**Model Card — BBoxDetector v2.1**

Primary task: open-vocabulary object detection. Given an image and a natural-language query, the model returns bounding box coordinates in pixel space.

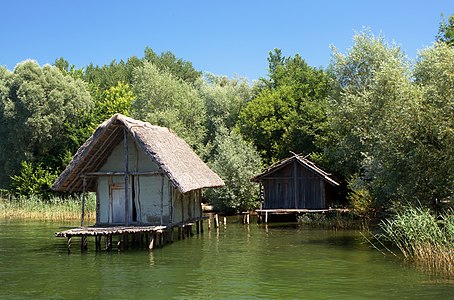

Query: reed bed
[0,194,96,221]
[298,211,368,230]
[378,206,454,277]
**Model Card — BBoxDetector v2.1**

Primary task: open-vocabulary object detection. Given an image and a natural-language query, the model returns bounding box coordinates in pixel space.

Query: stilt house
[52,114,224,226]
[252,154,339,210]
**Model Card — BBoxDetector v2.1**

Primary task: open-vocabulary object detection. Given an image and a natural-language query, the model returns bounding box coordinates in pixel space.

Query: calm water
[0,218,452,299]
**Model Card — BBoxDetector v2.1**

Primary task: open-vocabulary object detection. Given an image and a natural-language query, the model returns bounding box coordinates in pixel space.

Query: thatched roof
[252,154,339,186]
[52,114,224,193]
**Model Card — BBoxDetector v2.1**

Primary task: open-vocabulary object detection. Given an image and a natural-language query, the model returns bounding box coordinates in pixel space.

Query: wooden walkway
[56,217,206,253]
[256,208,349,223]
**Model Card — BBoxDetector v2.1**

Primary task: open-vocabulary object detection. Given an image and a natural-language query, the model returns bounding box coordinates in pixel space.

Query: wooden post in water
[223,216,227,227]
[67,237,71,254]
[196,220,200,234]
[200,219,204,233]
[148,233,155,250]
[214,214,219,228]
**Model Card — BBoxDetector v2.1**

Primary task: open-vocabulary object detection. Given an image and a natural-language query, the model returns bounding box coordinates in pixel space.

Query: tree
[143,47,202,85]
[0,60,92,188]
[237,51,329,164]
[132,62,207,156]
[437,14,454,46]
[327,31,454,210]
[198,73,252,148]
[205,128,262,214]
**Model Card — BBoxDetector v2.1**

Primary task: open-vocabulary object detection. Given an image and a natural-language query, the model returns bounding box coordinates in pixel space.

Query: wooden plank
[81,177,86,226]
[124,128,130,226]
[82,171,162,176]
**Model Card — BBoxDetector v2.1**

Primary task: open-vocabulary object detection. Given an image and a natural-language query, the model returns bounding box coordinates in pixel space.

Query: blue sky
[1,1,452,81]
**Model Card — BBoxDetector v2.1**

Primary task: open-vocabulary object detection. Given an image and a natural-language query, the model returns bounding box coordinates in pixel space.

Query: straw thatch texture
[252,154,339,186]
[52,114,224,193]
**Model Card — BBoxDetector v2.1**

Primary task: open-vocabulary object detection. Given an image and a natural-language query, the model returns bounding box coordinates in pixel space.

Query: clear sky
[1,0,452,81]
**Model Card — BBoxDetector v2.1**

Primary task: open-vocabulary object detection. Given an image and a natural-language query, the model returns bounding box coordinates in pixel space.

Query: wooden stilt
[200,219,204,233]
[246,213,250,224]
[148,233,154,250]
[214,214,219,228]
[107,235,112,251]
[160,232,164,248]
[208,218,211,230]
[168,228,173,243]
[67,237,71,254]
[196,221,200,234]
[223,216,227,226]
[265,211,268,223]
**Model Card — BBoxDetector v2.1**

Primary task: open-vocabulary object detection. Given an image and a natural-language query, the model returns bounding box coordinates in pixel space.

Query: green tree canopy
[237,50,329,164]
[205,128,262,214]
[0,60,92,187]
[132,62,207,156]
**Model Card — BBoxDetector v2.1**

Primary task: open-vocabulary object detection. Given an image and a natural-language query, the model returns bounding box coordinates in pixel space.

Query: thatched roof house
[252,154,339,210]
[53,114,224,226]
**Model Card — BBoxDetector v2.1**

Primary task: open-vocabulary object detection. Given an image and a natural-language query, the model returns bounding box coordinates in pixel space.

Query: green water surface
[0,218,452,299]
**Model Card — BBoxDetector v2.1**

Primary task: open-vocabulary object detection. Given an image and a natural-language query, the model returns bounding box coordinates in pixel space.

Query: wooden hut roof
[252,154,340,186]
[52,114,224,193]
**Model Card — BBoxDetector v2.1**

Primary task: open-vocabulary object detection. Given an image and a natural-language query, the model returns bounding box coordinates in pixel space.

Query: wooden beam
[81,176,86,226]
[293,160,298,209]
[124,128,130,226]
[160,175,164,225]
[82,171,162,176]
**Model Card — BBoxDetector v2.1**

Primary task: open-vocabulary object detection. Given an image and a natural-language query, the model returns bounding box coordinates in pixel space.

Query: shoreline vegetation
[374,207,454,278]
[0,194,96,221]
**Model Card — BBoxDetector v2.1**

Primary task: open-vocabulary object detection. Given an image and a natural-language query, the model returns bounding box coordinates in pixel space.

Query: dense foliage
[326,31,454,211]
[1,17,452,215]
[237,49,329,164]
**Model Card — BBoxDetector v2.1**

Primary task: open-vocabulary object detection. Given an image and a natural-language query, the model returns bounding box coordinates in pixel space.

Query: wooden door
[111,188,125,224]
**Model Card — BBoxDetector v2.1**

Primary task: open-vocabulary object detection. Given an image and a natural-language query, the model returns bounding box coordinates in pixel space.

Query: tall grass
[378,206,454,277]
[0,193,96,221]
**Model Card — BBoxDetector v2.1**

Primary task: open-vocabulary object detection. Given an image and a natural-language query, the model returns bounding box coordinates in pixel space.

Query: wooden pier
[256,208,349,223]
[56,217,207,253]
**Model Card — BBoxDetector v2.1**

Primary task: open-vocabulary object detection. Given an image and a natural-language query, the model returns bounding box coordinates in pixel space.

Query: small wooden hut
[52,114,224,227]
[252,154,339,214]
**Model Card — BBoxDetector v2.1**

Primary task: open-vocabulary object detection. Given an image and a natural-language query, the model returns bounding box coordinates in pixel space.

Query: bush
[10,161,59,200]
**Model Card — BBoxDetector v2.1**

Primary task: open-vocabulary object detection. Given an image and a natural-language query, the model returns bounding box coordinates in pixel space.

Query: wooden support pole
[67,237,71,254]
[160,175,164,225]
[81,177,86,226]
[160,232,164,248]
[208,218,211,230]
[200,219,204,233]
[148,233,154,250]
[124,128,130,226]
[80,235,88,252]
[196,220,200,234]
[107,235,112,251]
[223,216,227,227]
[214,214,219,228]
[265,211,268,223]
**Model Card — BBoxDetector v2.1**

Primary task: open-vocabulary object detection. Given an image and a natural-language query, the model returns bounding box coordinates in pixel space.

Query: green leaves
[205,128,262,214]
[0,61,92,186]
[10,161,59,199]
[238,51,329,164]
